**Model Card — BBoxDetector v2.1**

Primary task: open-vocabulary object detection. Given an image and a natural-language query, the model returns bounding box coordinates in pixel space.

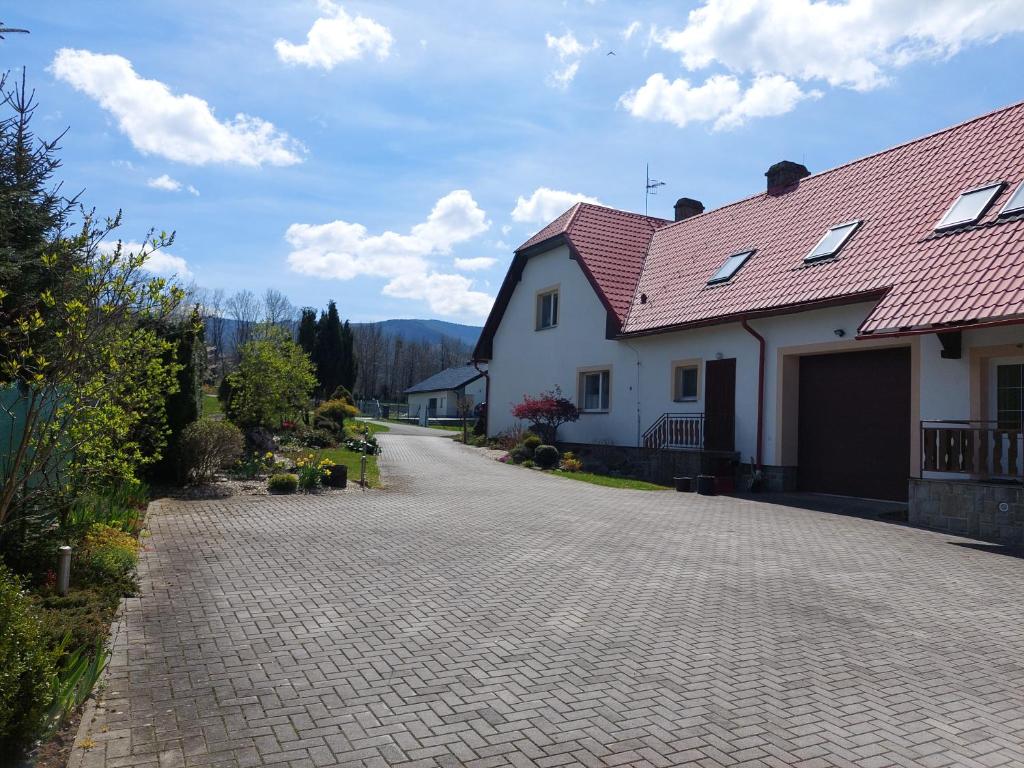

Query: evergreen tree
[297,307,316,357]
[313,300,343,398]
[339,319,358,394]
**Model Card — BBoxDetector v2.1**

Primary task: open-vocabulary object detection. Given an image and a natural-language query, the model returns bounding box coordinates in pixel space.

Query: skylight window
[935,182,1004,230]
[708,250,754,285]
[1000,181,1024,217]
[805,220,861,263]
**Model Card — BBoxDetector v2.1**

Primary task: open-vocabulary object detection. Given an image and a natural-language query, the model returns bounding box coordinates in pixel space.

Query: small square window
[673,365,699,402]
[1000,181,1024,217]
[536,289,558,330]
[935,183,1004,230]
[805,220,861,262]
[708,250,754,285]
[579,370,610,412]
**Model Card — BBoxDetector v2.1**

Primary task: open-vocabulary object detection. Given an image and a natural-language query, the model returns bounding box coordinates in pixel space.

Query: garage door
[798,347,911,501]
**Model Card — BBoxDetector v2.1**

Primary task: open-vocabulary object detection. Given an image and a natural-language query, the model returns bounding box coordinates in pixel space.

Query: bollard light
[57,545,72,596]
[360,453,367,487]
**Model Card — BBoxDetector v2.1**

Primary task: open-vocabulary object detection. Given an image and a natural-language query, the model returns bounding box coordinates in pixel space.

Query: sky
[7,1,1024,324]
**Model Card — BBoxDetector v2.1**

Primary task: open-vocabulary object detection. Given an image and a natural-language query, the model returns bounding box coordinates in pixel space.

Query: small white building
[474,102,1024,545]
[405,364,487,421]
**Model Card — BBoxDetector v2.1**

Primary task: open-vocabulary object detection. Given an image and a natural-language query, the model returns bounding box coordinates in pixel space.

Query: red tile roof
[516,203,670,323]
[475,101,1024,361]
[623,101,1024,336]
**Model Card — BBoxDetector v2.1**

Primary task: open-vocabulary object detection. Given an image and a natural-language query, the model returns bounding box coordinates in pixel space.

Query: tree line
[183,286,473,401]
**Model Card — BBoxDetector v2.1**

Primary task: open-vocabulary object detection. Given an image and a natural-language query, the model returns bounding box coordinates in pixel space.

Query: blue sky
[9,1,1024,324]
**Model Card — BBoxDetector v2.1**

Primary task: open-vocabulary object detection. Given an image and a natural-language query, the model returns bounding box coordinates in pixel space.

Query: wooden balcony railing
[921,420,1024,478]
[643,413,704,450]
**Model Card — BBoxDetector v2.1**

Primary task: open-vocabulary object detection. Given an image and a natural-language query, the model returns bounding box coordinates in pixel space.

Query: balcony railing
[920,420,1023,478]
[643,413,704,450]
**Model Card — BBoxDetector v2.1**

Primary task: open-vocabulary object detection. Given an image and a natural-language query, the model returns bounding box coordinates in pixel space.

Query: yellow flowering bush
[81,523,138,579]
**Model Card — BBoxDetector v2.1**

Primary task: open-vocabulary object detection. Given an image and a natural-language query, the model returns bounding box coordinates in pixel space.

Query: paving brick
[68,424,1024,767]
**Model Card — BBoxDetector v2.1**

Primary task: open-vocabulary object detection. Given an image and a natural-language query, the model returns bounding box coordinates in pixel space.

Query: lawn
[549,470,671,491]
[202,393,222,418]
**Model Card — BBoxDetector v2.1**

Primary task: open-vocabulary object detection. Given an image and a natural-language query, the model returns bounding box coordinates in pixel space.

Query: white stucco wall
[407,375,486,419]
[464,376,486,407]
[486,241,1024,470]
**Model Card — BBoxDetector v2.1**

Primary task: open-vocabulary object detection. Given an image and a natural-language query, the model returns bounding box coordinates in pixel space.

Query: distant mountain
[209,317,482,354]
[354,319,482,347]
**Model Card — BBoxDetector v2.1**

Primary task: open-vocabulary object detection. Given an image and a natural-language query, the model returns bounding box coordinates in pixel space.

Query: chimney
[673,197,704,222]
[765,160,810,194]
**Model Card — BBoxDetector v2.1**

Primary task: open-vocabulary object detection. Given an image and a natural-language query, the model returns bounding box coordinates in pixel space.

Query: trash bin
[673,476,692,492]
[696,474,716,496]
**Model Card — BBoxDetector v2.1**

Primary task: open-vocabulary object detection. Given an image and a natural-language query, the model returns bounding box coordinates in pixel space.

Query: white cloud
[656,0,1024,92]
[545,31,599,89]
[51,49,304,167]
[453,256,497,271]
[99,240,192,279]
[622,21,642,41]
[621,72,818,130]
[383,273,493,318]
[285,190,493,318]
[286,189,488,279]
[275,0,392,70]
[511,187,601,224]
[147,174,200,195]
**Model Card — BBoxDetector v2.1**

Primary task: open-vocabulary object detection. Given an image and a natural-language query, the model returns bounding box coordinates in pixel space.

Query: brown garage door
[798,347,911,501]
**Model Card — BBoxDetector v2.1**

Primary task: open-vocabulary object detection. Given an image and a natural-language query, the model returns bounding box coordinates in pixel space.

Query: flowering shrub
[344,436,379,455]
[497,454,511,463]
[560,451,583,472]
[81,523,138,580]
[280,420,297,431]
[294,454,335,490]
[511,387,579,443]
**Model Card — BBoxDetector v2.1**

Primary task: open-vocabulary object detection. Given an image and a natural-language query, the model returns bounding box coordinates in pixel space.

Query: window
[579,369,610,412]
[536,288,558,329]
[935,183,1004,230]
[708,250,754,285]
[673,364,699,402]
[805,220,860,262]
[1000,181,1024,217]
[996,364,1024,430]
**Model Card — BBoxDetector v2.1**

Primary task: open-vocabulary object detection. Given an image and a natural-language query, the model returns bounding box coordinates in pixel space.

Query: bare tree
[201,288,226,375]
[226,289,259,352]
[262,288,295,329]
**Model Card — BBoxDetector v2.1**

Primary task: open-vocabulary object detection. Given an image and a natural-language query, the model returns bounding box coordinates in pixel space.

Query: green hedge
[0,566,55,754]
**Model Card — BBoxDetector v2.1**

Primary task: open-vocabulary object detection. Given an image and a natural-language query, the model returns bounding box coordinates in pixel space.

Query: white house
[474,102,1024,544]
[405,364,486,421]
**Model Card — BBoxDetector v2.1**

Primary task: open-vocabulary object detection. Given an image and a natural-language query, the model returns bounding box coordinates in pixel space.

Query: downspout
[623,340,642,448]
[740,319,765,469]
[472,359,489,431]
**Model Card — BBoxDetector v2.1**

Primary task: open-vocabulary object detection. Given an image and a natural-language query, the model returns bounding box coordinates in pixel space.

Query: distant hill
[210,317,482,354]
[354,319,482,347]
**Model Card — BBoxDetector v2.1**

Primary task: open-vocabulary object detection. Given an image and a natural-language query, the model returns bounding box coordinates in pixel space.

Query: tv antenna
[0,22,29,39]
[645,163,665,215]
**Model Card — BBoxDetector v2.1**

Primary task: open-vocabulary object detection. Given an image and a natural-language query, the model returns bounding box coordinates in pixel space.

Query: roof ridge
[654,98,1024,235]
[575,201,671,224]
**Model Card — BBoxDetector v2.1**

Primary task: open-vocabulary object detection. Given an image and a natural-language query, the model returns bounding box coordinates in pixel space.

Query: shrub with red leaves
[511,387,579,444]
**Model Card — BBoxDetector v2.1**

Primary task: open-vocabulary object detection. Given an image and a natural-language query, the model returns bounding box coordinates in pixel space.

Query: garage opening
[797,347,911,501]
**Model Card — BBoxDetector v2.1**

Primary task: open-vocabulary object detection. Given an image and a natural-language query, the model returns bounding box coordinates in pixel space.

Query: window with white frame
[673,363,699,402]
[579,369,610,412]
[536,289,559,330]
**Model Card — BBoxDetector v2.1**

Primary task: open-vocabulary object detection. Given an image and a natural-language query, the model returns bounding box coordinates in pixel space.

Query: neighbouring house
[405,364,487,422]
[475,101,1024,545]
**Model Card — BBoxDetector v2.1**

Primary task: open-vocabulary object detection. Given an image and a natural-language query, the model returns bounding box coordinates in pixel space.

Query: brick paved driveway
[73,427,1024,768]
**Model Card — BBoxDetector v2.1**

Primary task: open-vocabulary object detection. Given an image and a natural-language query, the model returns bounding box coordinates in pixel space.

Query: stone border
[65,596,127,768]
